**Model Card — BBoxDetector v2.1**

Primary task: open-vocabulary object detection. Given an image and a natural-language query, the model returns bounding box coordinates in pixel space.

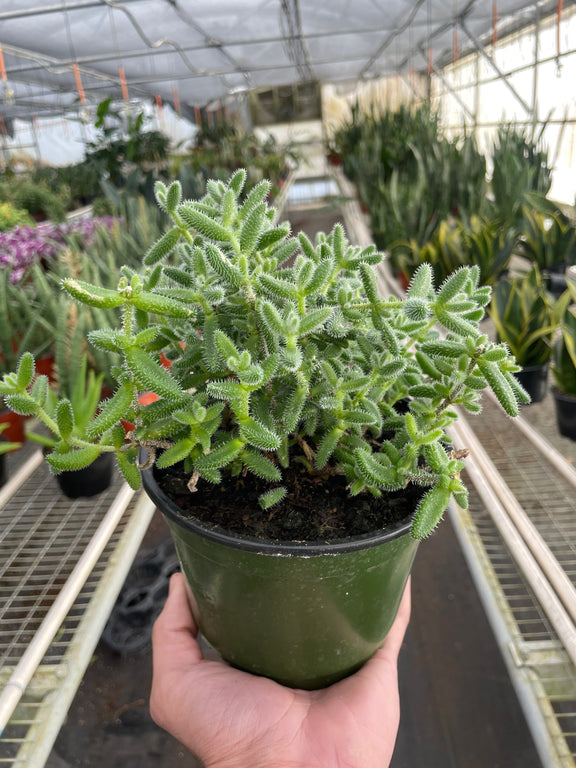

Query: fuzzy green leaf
[63,279,125,308]
[476,359,519,417]
[240,202,267,255]
[259,300,285,336]
[88,329,125,353]
[229,168,247,196]
[482,346,509,362]
[436,268,469,303]
[434,305,479,337]
[196,466,221,484]
[339,409,375,426]
[116,450,141,489]
[258,223,291,250]
[298,307,332,336]
[242,450,282,482]
[144,228,181,266]
[423,443,449,472]
[238,180,271,220]
[411,485,451,539]
[207,380,247,410]
[124,347,183,400]
[261,352,280,383]
[130,290,193,318]
[195,438,245,471]
[56,399,75,441]
[88,385,134,438]
[420,340,467,359]
[47,446,102,473]
[240,419,281,450]
[359,263,379,303]
[178,205,231,243]
[316,427,343,468]
[283,386,308,432]
[408,263,433,298]
[298,232,319,263]
[221,188,236,227]
[259,487,287,510]
[379,359,407,378]
[156,439,197,468]
[16,352,35,390]
[5,394,39,416]
[165,181,182,213]
[281,346,302,372]
[271,238,300,267]
[214,330,241,366]
[404,297,430,322]
[204,244,244,286]
[354,449,398,488]
[30,375,49,407]
[505,371,531,404]
[408,385,439,399]
[258,273,299,301]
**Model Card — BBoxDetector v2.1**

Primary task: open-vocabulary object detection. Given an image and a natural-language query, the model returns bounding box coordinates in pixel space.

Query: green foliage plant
[0,171,526,540]
[0,178,67,222]
[490,122,552,226]
[0,202,34,231]
[489,266,557,367]
[397,216,515,288]
[517,193,576,272]
[334,103,488,253]
[0,270,52,376]
[552,282,576,397]
[22,355,105,455]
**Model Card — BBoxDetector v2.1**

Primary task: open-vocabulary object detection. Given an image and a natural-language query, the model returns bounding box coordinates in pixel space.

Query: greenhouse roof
[0,0,567,123]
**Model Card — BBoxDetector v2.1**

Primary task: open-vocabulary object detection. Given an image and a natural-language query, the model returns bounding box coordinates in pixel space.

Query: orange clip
[172,86,181,114]
[73,62,86,104]
[557,0,564,58]
[0,44,6,83]
[119,67,129,101]
[155,93,164,121]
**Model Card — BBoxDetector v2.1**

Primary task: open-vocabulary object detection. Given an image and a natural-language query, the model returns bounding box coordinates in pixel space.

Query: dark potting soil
[154,458,423,543]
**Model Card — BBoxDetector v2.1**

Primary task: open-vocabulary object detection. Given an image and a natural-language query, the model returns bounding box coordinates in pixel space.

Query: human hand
[151,572,411,768]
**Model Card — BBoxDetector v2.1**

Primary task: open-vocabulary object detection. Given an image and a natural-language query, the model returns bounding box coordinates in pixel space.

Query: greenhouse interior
[1,0,576,766]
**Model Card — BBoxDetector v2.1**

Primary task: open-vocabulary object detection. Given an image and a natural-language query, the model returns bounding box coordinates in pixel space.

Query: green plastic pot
[142,466,419,690]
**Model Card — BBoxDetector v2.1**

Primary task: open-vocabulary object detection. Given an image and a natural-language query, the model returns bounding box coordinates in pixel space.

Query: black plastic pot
[0,453,6,488]
[552,387,576,441]
[141,464,419,690]
[514,364,549,404]
[544,264,568,300]
[56,452,114,498]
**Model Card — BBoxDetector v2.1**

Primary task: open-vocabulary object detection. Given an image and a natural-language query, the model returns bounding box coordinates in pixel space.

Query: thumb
[152,572,203,670]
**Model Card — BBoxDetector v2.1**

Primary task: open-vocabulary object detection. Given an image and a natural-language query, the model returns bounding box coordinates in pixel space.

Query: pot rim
[515,362,549,373]
[552,385,576,403]
[140,462,416,556]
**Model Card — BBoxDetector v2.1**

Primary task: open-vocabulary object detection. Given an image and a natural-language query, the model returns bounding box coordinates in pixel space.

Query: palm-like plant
[490,266,556,367]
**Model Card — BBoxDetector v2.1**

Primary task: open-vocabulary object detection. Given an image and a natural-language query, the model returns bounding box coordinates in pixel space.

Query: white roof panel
[0,0,564,122]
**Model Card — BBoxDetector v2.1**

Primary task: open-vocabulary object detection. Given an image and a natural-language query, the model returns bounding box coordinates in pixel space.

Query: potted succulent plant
[551,283,576,440]
[0,170,526,689]
[489,265,556,403]
[22,356,114,498]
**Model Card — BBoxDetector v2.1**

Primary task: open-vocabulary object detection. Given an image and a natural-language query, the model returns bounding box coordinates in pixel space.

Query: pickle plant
[0,170,527,539]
